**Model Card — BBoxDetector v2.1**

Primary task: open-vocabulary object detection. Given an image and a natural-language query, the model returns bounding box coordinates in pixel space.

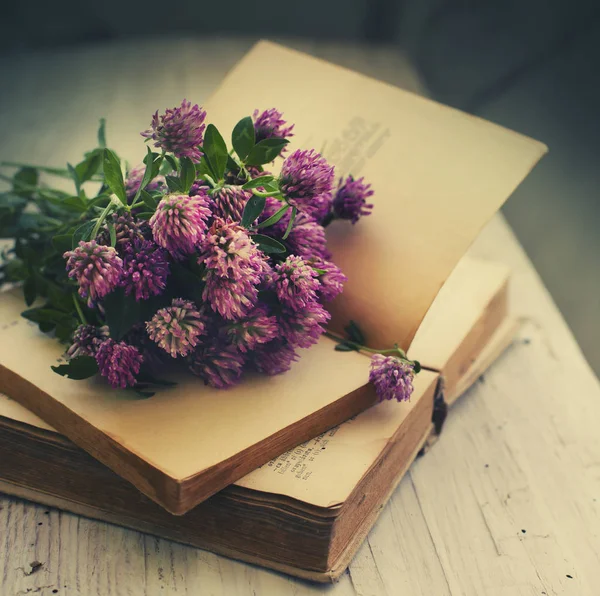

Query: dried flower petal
[64,241,123,306]
[253,108,294,143]
[253,340,299,375]
[279,300,331,349]
[67,325,109,359]
[199,219,267,319]
[95,339,143,389]
[211,186,251,222]
[369,354,414,402]
[150,193,211,260]
[333,176,374,224]
[120,239,170,301]
[273,255,320,310]
[146,298,206,358]
[280,149,334,211]
[141,100,207,161]
[221,305,279,352]
[189,344,245,388]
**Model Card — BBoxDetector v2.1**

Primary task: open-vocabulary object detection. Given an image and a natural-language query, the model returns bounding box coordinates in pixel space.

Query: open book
[0,41,546,515]
[0,257,515,581]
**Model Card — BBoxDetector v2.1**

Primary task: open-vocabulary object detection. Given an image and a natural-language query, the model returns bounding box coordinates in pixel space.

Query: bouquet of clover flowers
[0,100,419,402]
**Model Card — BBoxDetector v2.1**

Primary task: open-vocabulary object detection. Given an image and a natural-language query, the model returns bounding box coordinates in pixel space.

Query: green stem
[252,189,282,198]
[72,294,88,326]
[0,173,68,197]
[256,204,290,229]
[1,161,72,178]
[91,201,114,240]
[324,331,408,359]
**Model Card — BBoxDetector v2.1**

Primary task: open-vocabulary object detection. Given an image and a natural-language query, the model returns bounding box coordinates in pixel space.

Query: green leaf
[179,157,196,193]
[102,149,127,205]
[2,161,71,179]
[195,156,215,180]
[52,356,98,380]
[169,261,205,304]
[55,195,88,212]
[134,148,162,202]
[67,163,83,197]
[75,149,103,184]
[203,124,228,180]
[140,190,158,210]
[241,195,266,228]
[412,360,421,374]
[13,167,39,197]
[52,234,73,253]
[23,277,36,306]
[165,175,183,193]
[256,203,289,229]
[108,222,117,247]
[164,154,178,173]
[135,211,155,221]
[242,175,275,190]
[102,288,142,340]
[97,118,107,148]
[136,372,177,387]
[335,342,358,352]
[39,321,56,333]
[251,234,286,254]
[245,138,289,166]
[282,206,297,240]
[21,307,72,325]
[231,116,255,161]
[344,320,366,345]
[72,220,97,247]
[313,268,328,275]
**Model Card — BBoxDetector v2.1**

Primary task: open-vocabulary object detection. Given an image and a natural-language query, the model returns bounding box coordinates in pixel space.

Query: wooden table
[1,38,599,596]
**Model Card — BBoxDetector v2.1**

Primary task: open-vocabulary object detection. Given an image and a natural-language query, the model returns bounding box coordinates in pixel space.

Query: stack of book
[0,42,545,582]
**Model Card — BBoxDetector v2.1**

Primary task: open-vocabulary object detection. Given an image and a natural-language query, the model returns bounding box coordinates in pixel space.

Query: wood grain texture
[1,38,599,595]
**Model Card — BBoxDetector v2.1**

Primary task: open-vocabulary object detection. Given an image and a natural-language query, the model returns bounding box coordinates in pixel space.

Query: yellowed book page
[408,258,509,368]
[236,369,437,507]
[0,258,512,510]
[203,41,546,349]
[0,291,371,500]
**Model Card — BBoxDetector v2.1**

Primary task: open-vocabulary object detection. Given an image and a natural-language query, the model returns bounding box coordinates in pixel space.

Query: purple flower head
[124,324,167,369]
[95,339,143,389]
[199,219,267,319]
[146,298,206,358]
[273,255,320,310]
[150,193,211,260]
[306,193,333,224]
[64,241,123,306]
[286,212,329,260]
[120,239,170,301]
[279,149,334,211]
[211,186,251,222]
[279,300,331,349]
[189,180,210,197]
[252,108,295,144]
[312,259,347,302]
[369,354,415,402]
[67,324,109,359]
[141,99,207,162]
[98,212,149,248]
[221,305,279,353]
[189,344,245,388]
[124,164,166,201]
[333,176,374,224]
[253,340,299,376]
